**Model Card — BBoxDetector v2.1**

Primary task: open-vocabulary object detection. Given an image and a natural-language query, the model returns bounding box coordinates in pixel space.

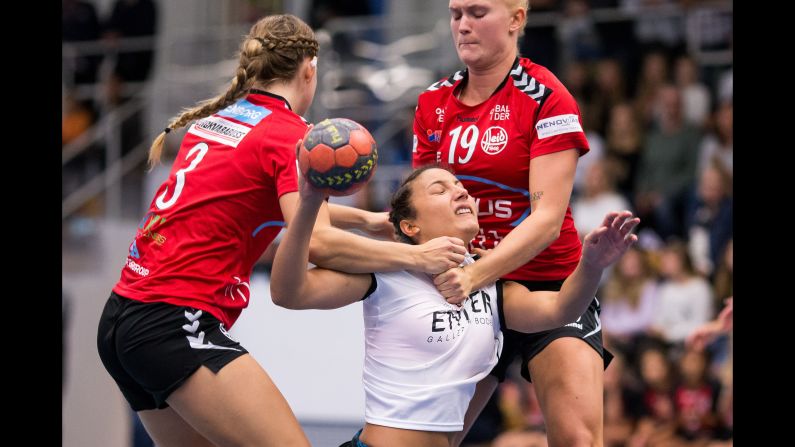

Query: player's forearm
[271,198,321,306]
[308,226,417,273]
[327,202,370,230]
[554,256,604,324]
[466,211,561,289]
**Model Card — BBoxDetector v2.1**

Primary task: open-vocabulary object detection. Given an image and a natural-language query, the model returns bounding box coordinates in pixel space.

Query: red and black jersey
[113,91,305,328]
[413,57,589,281]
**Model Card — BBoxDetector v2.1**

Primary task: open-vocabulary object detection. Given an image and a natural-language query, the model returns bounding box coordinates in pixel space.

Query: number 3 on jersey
[448,125,478,165]
[155,142,209,209]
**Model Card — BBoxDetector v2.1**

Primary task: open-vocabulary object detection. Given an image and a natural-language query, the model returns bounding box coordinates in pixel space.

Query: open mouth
[455,205,473,216]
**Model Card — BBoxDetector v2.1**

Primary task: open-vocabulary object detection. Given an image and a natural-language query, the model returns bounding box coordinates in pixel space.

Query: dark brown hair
[388,165,452,244]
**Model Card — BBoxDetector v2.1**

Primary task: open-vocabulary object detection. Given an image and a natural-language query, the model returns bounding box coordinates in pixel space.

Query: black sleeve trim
[362,273,378,300]
[496,279,507,331]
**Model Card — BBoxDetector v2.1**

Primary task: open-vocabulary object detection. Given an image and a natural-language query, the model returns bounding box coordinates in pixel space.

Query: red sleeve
[530,90,590,160]
[273,150,299,199]
[412,101,436,168]
[263,128,300,199]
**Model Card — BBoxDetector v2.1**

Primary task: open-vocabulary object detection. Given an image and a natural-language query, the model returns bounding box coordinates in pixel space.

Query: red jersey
[113,91,305,328]
[413,57,589,281]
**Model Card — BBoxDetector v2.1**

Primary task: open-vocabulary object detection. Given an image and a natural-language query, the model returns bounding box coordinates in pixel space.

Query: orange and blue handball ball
[298,118,378,196]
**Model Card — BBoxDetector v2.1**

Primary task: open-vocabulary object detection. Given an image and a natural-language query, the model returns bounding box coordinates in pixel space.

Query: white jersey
[362,256,504,432]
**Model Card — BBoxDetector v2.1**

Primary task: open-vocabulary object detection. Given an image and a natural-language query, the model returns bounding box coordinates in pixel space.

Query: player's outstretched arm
[504,211,639,332]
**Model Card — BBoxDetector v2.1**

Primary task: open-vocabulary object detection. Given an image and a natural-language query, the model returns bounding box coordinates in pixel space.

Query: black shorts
[96,292,248,411]
[490,279,613,383]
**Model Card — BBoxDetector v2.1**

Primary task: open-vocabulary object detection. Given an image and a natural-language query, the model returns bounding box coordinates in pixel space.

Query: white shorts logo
[535,114,582,139]
[480,126,508,155]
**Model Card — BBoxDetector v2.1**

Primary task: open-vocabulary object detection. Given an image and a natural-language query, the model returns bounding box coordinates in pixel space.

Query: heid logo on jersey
[188,116,251,148]
[535,114,583,139]
[480,126,508,155]
[436,107,445,123]
[217,99,271,125]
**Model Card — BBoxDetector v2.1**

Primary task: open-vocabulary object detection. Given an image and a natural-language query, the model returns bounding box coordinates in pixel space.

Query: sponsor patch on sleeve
[535,114,583,139]
[187,116,252,148]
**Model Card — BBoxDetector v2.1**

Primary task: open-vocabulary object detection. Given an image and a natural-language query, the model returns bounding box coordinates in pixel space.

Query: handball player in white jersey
[271,166,639,447]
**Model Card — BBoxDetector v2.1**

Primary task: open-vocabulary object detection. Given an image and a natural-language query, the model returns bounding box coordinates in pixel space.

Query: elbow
[549,227,561,244]
[535,211,564,246]
[307,228,333,266]
[541,223,561,247]
[270,287,299,310]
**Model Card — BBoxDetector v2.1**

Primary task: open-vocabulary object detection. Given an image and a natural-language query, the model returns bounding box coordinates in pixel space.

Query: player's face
[407,168,479,244]
[449,0,518,69]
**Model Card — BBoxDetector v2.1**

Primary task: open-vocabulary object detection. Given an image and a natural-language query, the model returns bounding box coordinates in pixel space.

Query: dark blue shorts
[96,292,248,411]
[338,429,368,447]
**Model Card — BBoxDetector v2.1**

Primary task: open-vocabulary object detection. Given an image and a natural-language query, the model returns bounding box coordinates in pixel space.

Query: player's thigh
[167,354,310,447]
[138,407,216,447]
[528,337,603,444]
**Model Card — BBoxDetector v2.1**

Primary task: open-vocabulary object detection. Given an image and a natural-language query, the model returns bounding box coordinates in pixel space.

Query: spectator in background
[573,159,632,239]
[634,84,702,240]
[557,0,603,67]
[103,0,158,84]
[603,353,641,447]
[604,102,644,201]
[63,0,102,86]
[717,69,732,104]
[633,50,668,127]
[627,343,678,447]
[711,240,732,307]
[588,58,627,136]
[309,0,376,29]
[600,245,659,352]
[519,0,560,73]
[674,348,722,442]
[649,241,713,344]
[686,295,732,437]
[623,0,686,56]
[685,163,732,278]
[675,55,711,128]
[62,90,94,146]
[697,101,733,179]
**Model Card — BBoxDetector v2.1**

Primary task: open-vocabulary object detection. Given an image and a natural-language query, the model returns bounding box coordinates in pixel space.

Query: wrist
[463,264,481,290]
[407,243,421,270]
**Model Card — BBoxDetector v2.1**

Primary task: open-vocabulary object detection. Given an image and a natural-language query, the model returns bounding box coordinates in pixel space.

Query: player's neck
[251,80,303,115]
[460,51,517,105]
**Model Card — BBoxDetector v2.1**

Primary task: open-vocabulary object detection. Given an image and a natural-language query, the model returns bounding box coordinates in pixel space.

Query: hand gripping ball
[298,118,378,196]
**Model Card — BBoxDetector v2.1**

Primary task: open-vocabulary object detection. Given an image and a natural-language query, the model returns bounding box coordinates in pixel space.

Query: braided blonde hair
[148,14,318,168]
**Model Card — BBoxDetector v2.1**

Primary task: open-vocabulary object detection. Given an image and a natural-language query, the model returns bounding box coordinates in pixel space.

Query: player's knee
[548,424,600,447]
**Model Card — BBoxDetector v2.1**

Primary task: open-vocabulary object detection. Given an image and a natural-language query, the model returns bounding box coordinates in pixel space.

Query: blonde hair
[148,14,318,168]
[505,0,529,36]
